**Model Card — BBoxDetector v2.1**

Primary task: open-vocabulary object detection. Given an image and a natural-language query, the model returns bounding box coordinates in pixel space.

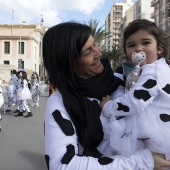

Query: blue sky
[0,0,137,27]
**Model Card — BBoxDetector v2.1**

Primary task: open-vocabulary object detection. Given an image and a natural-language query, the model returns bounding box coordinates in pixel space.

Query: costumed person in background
[30,72,40,107]
[6,70,18,112]
[42,21,170,170]
[99,19,170,160]
[14,70,33,118]
[12,70,21,114]
[0,78,4,131]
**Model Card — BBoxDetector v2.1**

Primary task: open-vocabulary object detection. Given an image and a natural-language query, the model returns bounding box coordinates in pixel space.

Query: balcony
[151,0,155,7]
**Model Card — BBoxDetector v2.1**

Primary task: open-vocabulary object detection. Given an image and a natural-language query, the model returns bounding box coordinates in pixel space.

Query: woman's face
[75,35,104,79]
[125,30,162,66]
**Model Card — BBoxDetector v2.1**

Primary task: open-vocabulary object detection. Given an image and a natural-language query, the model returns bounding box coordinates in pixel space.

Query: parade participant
[0,78,4,131]
[6,70,17,112]
[30,72,40,107]
[43,21,170,170]
[14,70,33,118]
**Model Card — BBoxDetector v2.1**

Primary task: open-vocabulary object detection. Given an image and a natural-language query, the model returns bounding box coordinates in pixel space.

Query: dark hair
[11,69,17,74]
[17,70,28,82]
[31,72,39,82]
[123,19,167,57]
[43,21,91,88]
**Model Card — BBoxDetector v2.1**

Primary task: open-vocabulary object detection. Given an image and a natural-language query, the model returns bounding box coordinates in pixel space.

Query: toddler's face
[125,30,162,66]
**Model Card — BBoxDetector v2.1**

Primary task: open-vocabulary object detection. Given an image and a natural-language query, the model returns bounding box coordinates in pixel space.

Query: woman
[43,21,170,170]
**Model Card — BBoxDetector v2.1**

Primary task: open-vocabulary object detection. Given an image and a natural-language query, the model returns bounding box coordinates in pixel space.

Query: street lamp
[19,21,26,70]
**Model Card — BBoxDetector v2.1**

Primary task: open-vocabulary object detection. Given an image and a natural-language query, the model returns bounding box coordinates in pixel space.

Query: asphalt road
[0,85,49,170]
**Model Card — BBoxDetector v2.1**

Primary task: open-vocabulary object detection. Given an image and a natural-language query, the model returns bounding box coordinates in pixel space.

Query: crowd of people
[5,70,43,118]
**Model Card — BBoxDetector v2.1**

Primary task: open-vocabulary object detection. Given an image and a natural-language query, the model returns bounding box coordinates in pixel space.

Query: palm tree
[102,46,125,70]
[85,19,111,44]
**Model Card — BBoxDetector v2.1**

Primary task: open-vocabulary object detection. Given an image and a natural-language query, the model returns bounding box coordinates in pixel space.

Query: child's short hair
[123,19,167,57]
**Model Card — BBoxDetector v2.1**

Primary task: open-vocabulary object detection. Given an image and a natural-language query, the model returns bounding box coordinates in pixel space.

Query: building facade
[0,23,47,82]
[105,0,133,51]
[151,0,170,59]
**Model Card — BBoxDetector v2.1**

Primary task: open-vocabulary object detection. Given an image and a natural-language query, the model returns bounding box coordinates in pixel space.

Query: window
[18,42,24,54]
[156,15,159,24]
[156,2,159,10]
[162,10,165,18]
[4,42,10,54]
[4,61,9,65]
[138,6,141,13]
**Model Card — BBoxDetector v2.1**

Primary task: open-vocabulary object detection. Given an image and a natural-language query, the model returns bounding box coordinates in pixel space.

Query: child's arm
[101,67,160,118]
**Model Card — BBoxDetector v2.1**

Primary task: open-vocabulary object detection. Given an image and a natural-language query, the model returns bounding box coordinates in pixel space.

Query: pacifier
[132,51,146,65]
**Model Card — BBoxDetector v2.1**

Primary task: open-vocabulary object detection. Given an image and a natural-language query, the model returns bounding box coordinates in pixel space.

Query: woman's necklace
[125,51,146,92]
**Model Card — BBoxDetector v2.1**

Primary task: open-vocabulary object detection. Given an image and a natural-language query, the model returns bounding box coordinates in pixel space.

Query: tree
[85,19,111,44]
[102,46,125,70]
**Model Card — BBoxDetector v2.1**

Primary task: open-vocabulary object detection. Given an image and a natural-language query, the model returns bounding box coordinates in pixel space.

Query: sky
[0,0,137,28]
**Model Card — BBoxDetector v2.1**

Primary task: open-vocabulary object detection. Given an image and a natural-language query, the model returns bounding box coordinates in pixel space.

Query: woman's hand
[99,95,111,109]
[152,152,170,170]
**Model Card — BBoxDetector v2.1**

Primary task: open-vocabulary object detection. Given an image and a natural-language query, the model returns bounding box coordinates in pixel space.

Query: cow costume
[100,56,170,160]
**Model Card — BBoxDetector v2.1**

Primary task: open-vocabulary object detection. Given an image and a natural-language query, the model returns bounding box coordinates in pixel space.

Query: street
[0,85,48,170]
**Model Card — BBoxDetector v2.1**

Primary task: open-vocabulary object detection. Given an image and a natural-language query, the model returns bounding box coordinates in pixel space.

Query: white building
[105,0,133,51]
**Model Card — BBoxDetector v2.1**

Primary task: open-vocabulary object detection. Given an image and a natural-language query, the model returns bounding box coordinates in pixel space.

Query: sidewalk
[0,86,48,170]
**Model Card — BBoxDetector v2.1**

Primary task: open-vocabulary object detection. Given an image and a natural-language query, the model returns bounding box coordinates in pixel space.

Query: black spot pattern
[61,144,75,164]
[52,110,75,136]
[162,84,170,94]
[137,138,150,140]
[45,155,50,170]
[116,116,126,120]
[142,79,157,89]
[139,69,142,76]
[117,102,129,112]
[98,157,113,165]
[160,114,170,122]
[134,89,151,101]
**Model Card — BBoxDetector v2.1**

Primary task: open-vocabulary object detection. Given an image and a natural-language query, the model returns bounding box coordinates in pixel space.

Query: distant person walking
[6,70,17,112]
[14,70,33,118]
[30,72,40,107]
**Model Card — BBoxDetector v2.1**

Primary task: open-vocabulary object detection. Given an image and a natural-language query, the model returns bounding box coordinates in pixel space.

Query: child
[14,70,33,118]
[6,70,17,112]
[99,19,170,160]
[30,72,40,107]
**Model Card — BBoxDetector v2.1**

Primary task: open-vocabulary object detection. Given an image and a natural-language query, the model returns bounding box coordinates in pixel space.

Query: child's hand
[99,95,111,109]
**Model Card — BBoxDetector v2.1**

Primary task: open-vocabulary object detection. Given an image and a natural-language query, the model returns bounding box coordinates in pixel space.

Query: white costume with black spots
[6,75,16,110]
[101,58,170,159]
[0,85,4,131]
[45,90,154,170]
[17,79,31,112]
[31,77,40,106]
[0,86,4,108]
[13,75,20,110]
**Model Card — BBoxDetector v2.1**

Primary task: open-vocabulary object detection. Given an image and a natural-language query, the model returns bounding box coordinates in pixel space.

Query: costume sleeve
[110,85,125,100]
[45,91,154,170]
[102,64,160,117]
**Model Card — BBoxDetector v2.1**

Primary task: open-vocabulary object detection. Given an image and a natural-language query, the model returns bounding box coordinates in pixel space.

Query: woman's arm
[44,91,160,170]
